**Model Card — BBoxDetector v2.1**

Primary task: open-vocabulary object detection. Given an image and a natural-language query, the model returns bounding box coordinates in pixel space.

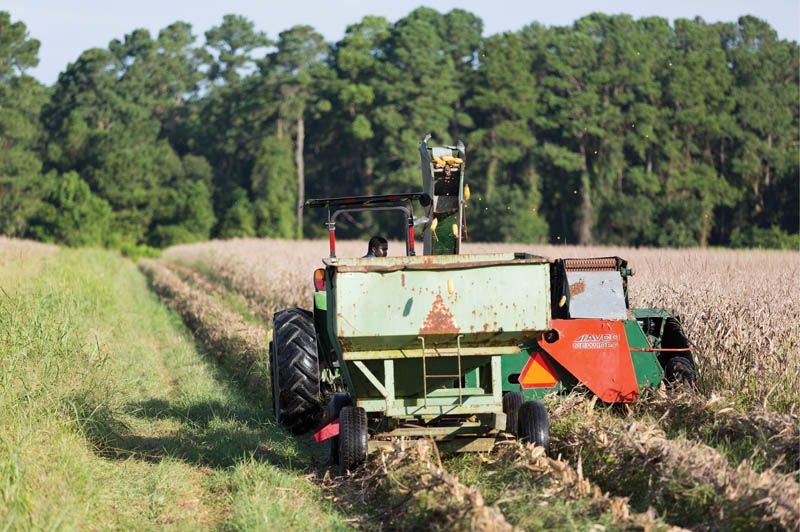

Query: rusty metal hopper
[326,253,551,359]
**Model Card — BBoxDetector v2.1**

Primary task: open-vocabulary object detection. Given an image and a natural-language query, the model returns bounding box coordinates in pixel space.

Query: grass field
[0,246,347,529]
[2,237,798,530]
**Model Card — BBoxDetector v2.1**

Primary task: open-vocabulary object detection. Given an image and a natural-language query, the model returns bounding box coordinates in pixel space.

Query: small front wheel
[327,393,353,466]
[518,400,549,451]
[338,406,368,475]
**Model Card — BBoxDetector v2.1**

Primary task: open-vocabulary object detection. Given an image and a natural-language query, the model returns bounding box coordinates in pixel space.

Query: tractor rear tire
[338,406,368,475]
[518,400,549,451]
[327,393,353,466]
[269,341,277,413]
[272,308,323,434]
[664,356,697,388]
[502,391,525,435]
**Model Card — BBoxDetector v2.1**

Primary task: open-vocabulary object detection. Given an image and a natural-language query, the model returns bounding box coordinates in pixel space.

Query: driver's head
[368,236,388,257]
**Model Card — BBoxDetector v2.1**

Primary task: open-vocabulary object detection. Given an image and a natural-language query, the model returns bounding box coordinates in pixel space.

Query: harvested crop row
[326,439,513,531]
[550,398,800,530]
[633,389,800,474]
[168,261,267,325]
[453,441,683,531]
[139,260,269,395]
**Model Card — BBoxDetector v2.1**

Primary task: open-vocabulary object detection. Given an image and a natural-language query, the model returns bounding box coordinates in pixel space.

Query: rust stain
[482,323,490,332]
[338,335,355,351]
[569,280,586,297]
[419,294,460,335]
[401,273,406,287]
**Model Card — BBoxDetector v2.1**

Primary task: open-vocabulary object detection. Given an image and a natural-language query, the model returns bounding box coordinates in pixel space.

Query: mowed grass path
[0,249,348,530]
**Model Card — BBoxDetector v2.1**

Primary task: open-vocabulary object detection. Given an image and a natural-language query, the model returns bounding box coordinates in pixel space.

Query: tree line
[1,8,797,252]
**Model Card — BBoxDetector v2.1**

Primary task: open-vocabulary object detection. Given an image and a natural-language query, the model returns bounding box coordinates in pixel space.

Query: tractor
[269,135,696,473]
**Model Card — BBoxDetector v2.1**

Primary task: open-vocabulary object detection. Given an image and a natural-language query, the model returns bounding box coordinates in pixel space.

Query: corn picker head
[504,256,696,404]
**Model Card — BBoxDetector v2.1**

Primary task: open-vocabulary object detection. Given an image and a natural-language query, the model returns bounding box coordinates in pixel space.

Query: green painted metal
[313,290,327,311]
[432,211,460,255]
[501,349,574,400]
[327,251,521,268]
[329,254,551,353]
[344,354,505,418]
[624,319,665,389]
[464,367,479,388]
[631,307,672,347]
[359,397,502,417]
[631,308,672,319]
[342,345,517,361]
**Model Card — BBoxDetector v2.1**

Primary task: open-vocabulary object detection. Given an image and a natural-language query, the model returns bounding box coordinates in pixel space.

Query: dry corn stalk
[637,388,800,472]
[139,259,269,394]
[328,439,514,531]
[487,441,686,531]
[554,399,800,530]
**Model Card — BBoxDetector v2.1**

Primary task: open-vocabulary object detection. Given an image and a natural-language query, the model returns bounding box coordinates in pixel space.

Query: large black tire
[272,308,323,434]
[269,341,277,412]
[327,393,352,465]
[502,391,524,435]
[338,406,368,475]
[660,318,697,389]
[518,400,549,451]
[664,356,697,388]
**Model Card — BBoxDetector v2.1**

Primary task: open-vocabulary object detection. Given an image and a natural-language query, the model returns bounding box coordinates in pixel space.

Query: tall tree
[265,25,329,238]
[725,16,800,239]
[659,18,738,245]
[467,32,548,242]
[43,24,216,245]
[204,14,270,86]
[329,16,391,194]
[0,12,47,236]
[251,135,296,238]
[372,8,459,192]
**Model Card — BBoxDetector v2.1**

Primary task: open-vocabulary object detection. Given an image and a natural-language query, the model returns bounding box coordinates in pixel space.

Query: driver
[363,236,388,258]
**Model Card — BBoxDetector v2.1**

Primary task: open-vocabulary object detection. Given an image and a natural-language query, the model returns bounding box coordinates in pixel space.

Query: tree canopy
[1,9,797,250]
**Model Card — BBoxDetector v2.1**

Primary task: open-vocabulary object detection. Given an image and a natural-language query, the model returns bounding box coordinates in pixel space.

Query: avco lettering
[572,333,620,350]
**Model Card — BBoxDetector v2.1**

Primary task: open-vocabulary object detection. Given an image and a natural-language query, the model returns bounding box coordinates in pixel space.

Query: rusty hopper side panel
[327,253,551,358]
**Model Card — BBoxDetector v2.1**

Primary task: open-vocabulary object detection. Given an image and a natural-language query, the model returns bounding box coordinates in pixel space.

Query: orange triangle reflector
[519,352,559,389]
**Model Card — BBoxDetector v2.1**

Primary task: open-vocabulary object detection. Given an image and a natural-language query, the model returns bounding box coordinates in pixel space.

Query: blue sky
[6,0,799,85]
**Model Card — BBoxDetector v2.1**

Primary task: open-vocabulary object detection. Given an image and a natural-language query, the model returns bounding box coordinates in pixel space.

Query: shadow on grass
[69,264,328,476]
[73,394,320,471]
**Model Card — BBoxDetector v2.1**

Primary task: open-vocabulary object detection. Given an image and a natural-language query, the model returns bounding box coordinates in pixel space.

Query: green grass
[0,249,348,530]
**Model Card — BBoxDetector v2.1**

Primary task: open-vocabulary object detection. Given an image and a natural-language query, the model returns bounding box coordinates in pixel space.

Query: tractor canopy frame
[305,192,431,258]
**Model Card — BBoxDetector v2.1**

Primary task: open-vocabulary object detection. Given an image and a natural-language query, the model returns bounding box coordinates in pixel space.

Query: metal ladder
[418,334,464,407]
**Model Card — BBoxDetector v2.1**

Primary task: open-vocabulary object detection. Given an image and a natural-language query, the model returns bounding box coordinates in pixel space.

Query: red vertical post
[328,226,336,258]
[408,222,416,256]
